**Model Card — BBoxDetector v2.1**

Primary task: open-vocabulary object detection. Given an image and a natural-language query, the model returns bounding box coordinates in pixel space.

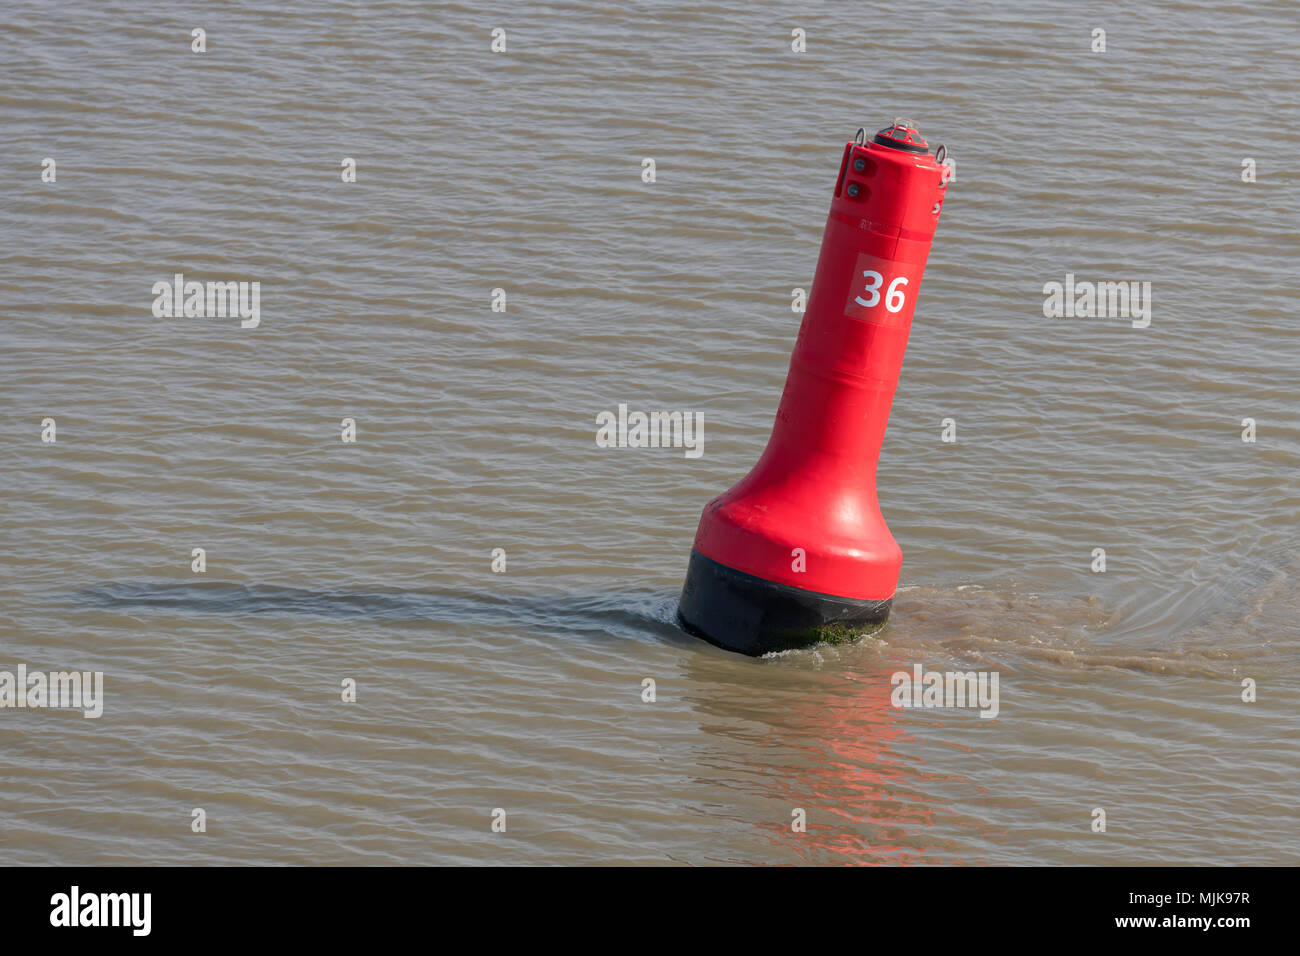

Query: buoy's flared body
[678,123,949,656]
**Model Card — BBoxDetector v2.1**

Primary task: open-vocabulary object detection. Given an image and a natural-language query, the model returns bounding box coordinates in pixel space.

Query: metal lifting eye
[854,127,866,146]
[935,144,947,164]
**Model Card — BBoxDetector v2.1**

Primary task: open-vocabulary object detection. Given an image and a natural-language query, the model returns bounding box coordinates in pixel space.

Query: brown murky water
[1,1,1297,865]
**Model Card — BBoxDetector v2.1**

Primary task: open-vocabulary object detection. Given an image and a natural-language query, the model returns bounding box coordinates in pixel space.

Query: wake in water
[78,553,1297,679]
[76,581,690,647]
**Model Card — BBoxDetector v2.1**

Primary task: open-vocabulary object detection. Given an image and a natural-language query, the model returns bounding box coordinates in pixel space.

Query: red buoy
[679,121,951,655]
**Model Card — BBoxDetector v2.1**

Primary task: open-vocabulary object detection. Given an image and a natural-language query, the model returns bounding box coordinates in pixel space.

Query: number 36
[854,270,908,312]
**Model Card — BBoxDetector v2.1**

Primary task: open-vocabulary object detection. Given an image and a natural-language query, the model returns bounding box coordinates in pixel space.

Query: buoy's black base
[677,550,892,656]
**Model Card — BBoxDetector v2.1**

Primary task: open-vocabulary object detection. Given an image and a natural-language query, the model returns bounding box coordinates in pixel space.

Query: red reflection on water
[763,663,982,865]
